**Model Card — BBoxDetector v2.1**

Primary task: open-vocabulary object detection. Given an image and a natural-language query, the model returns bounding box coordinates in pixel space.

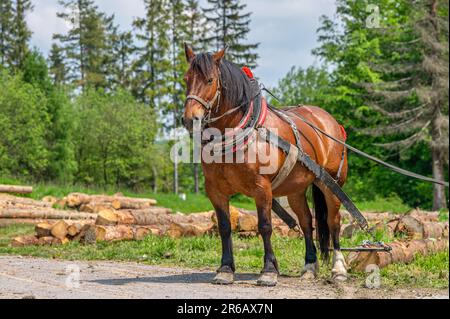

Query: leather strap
[186,89,221,110]
[271,142,299,190]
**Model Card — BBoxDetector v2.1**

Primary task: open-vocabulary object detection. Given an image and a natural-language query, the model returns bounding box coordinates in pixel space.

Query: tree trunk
[0,184,33,194]
[432,148,447,210]
[0,208,96,220]
[152,165,158,193]
[194,163,199,194]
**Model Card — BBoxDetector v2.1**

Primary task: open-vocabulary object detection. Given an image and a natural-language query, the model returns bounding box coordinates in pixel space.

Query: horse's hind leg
[288,192,319,279]
[321,188,348,281]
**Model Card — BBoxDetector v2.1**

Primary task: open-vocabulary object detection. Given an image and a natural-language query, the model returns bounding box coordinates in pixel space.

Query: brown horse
[182,45,348,286]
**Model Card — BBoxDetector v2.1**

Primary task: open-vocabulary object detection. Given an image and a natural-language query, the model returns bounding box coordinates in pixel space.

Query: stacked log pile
[344,211,448,270]
[1,194,97,227]
[348,238,449,271]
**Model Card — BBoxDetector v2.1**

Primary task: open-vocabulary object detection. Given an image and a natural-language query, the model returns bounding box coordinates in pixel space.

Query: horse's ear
[184,43,195,62]
[213,46,227,63]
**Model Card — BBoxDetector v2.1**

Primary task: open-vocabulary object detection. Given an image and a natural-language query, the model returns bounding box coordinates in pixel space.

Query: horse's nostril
[193,116,202,121]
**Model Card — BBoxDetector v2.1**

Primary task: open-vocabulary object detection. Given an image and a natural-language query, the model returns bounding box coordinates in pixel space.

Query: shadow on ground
[88,272,262,286]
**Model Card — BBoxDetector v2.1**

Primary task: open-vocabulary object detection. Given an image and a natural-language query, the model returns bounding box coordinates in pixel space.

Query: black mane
[191,53,258,110]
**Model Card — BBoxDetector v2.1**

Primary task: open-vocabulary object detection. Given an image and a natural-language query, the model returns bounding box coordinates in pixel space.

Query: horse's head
[182,43,226,132]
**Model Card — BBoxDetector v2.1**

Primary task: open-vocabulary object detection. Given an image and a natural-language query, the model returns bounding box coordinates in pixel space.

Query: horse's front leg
[206,187,235,285]
[254,178,279,287]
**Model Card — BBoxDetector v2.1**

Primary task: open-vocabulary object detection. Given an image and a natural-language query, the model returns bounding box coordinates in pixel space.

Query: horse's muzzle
[183,115,203,133]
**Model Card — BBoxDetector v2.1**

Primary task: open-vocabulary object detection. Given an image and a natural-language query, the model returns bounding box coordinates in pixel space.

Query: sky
[27,0,336,87]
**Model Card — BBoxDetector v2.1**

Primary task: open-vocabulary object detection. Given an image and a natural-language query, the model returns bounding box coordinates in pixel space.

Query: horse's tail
[312,184,330,260]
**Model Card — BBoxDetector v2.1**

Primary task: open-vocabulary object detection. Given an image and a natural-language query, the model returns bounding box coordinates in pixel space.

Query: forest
[0,0,448,210]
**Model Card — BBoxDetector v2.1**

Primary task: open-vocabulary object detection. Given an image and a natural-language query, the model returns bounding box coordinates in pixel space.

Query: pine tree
[54,0,114,89]
[48,43,67,86]
[0,0,14,68]
[132,0,170,107]
[185,0,209,52]
[363,0,449,209]
[165,0,188,194]
[184,0,208,194]
[10,0,33,71]
[109,30,134,90]
[203,0,259,67]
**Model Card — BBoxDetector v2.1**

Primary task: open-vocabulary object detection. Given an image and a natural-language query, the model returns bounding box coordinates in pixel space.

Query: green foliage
[299,0,450,209]
[0,70,50,178]
[73,89,157,188]
[270,66,331,107]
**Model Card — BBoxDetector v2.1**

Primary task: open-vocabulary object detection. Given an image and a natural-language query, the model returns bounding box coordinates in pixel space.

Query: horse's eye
[207,78,213,85]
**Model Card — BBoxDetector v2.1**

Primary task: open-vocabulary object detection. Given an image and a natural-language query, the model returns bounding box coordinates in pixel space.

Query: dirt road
[0,256,447,299]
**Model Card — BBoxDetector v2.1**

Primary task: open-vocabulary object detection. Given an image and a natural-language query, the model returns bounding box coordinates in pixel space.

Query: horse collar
[203,92,268,155]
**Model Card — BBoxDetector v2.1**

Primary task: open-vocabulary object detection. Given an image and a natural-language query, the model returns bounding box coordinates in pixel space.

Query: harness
[187,80,369,232]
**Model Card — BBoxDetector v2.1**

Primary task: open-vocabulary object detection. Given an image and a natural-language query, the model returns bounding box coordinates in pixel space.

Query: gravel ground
[0,256,448,299]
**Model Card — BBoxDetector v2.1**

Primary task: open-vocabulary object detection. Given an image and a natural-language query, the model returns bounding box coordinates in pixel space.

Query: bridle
[185,72,222,125]
[185,71,243,127]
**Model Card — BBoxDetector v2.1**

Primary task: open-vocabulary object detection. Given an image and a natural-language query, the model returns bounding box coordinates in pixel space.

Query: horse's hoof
[257,272,278,287]
[300,270,316,280]
[331,273,348,282]
[212,272,234,285]
[300,262,318,280]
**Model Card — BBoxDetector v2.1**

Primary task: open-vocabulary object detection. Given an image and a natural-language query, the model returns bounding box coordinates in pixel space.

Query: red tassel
[241,66,254,79]
[340,125,347,141]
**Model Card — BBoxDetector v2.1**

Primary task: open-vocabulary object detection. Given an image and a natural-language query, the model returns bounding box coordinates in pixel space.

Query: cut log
[35,222,53,238]
[348,238,449,271]
[67,223,83,237]
[100,225,134,242]
[341,224,359,238]
[51,220,68,240]
[101,208,176,226]
[41,196,58,205]
[0,208,96,220]
[0,218,94,228]
[0,218,49,227]
[395,215,449,239]
[113,197,156,209]
[273,225,289,237]
[0,184,33,194]
[80,225,150,243]
[238,213,258,232]
[0,194,52,208]
[133,227,160,240]
[11,235,39,247]
[211,206,241,231]
[408,209,440,222]
[64,193,156,209]
[37,236,66,246]
[166,222,214,238]
[395,215,424,239]
[423,222,449,239]
[95,209,119,226]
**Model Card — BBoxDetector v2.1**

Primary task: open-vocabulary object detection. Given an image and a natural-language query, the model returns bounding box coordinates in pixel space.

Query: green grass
[0,224,447,289]
[354,195,412,214]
